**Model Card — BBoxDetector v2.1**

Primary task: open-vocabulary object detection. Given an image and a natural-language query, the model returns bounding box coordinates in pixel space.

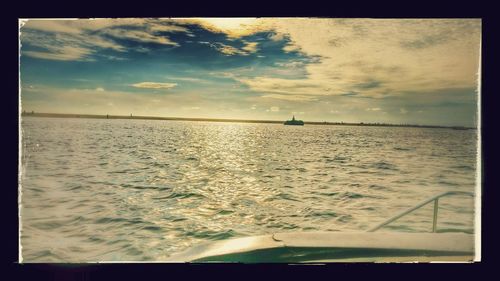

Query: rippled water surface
[20,117,478,262]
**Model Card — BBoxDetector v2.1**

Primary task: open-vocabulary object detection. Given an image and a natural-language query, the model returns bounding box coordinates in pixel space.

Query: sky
[19,18,481,126]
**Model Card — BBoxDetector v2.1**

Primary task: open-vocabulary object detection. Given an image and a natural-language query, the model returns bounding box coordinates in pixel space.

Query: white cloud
[22,47,93,61]
[261,94,318,101]
[167,77,204,83]
[131,82,177,89]
[366,107,381,111]
[181,18,270,38]
[217,44,246,56]
[22,19,144,34]
[200,41,259,56]
[148,23,191,33]
[20,19,190,61]
[100,28,179,46]
[283,43,301,53]
[101,55,128,61]
[241,41,258,53]
[96,87,105,92]
[275,61,304,68]
[236,76,333,100]
[232,18,480,101]
[400,108,408,114]
[270,106,280,112]
[268,32,285,41]
[22,18,190,36]
[20,21,129,61]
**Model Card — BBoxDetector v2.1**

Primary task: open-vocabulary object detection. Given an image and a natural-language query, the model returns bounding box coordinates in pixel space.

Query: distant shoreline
[20,112,476,130]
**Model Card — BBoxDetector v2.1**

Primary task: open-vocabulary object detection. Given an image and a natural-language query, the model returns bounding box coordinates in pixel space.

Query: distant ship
[284,116,304,126]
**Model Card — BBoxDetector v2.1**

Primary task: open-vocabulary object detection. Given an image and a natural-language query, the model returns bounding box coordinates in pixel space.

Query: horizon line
[20,112,476,130]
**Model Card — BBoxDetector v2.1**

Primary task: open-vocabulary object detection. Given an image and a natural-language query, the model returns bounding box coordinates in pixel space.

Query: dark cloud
[340,92,359,97]
[355,80,382,89]
[328,37,346,48]
[400,33,450,49]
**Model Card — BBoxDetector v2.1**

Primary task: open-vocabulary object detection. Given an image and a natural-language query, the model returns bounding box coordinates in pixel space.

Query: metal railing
[367,191,474,233]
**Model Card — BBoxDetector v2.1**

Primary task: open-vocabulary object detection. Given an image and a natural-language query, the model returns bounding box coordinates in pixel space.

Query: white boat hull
[166,231,474,263]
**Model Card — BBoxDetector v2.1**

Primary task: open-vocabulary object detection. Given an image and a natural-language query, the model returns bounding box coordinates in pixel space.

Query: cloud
[340,92,359,97]
[268,32,285,41]
[241,41,258,53]
[95,87,105,92]
[366,107,381,111]
[99,28,179,46]
[275,61,304,68]
[216,43,247,56]
[181,18,271,38]
[131,82,177,89]
[167,76,209,83]
[22,18,191,36]
[400,108,408,114]
[400,32,450,50]
[355,80,382,90]
[199,41,259,56]
[236,76,324,96]
[20,20,130,61]
[20,19,190,61]
[148,22,191,33]
[20,28,122,61]
[100,55,128,61]
[234,18,480,101]
[22,47,93,61]
[283,43,301,53]
[270,106,280,112]
[261,94,318,101]
[22,18,144,34]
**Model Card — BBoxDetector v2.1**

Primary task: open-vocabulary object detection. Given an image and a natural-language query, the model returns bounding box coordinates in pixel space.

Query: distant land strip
[21,112,476,130]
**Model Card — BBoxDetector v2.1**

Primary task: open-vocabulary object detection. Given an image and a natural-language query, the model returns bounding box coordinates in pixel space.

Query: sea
[20,117,478,262]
